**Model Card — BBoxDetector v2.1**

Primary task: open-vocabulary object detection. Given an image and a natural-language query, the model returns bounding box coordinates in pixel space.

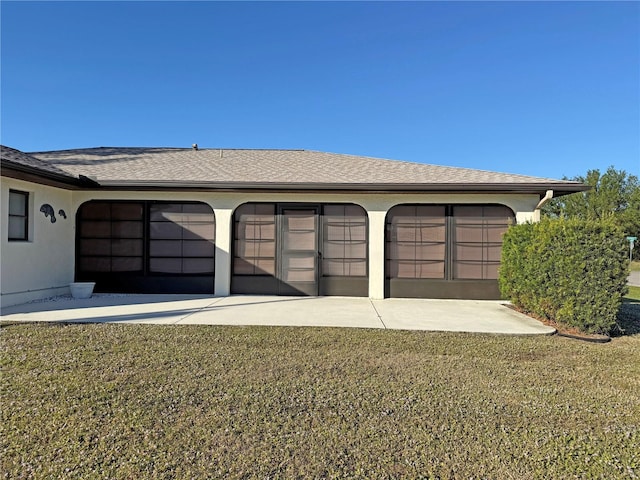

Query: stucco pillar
[213,207,233,296]
[518,211,537,224]
[367,209,387,299]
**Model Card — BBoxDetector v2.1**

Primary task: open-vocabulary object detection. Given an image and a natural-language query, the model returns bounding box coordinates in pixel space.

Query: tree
[543,166,640,259]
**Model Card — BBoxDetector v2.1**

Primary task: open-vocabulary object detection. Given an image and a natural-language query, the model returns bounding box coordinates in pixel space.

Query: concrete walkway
[1,294,555,335]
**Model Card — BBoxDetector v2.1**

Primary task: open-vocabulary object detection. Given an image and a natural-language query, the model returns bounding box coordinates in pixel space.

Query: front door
[278,206,319,295]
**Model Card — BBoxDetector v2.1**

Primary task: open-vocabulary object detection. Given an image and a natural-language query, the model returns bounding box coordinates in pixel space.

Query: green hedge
[499,218,629,334]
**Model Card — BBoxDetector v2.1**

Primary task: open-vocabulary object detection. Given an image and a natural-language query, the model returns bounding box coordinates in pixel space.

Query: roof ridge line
[29,146,308,154]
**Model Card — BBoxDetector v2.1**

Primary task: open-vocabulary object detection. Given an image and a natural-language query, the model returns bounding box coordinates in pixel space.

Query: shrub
[499,217,629,334]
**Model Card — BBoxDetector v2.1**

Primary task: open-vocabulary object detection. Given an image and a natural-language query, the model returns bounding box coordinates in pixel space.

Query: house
[1,145,586,307]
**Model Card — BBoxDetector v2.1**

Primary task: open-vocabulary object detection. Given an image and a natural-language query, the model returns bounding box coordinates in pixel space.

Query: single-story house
[1,144,587,307]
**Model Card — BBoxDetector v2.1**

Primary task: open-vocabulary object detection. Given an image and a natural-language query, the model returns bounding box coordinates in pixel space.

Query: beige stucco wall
[1,184,541,306]
[1,178,74,306]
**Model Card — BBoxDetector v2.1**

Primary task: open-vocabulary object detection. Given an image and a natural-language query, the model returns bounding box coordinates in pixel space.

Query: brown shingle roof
[28,147,585,194]
[1,145,76,179]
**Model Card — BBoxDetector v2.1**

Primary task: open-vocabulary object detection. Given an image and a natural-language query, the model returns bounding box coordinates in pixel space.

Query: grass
[630,261,640,272]
[627,285,640,301]
[2,323,639,479]
[617,286,640,336]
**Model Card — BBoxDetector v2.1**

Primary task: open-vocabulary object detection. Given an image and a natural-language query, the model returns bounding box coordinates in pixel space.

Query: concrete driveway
[1,294,555,335]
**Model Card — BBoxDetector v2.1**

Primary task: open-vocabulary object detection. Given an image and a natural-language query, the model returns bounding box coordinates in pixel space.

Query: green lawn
[630,261,640,272]
[2,323,639,479]
[617,286,640,336]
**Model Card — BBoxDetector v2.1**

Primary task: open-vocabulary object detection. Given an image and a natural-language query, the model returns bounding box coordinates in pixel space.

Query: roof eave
[95,180,588,196]
[0,160,95,189]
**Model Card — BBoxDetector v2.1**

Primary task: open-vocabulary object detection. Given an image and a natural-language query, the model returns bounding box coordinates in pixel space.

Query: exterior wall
[0,185,540,306]
[1,178,74,306]
[71,191,540,299]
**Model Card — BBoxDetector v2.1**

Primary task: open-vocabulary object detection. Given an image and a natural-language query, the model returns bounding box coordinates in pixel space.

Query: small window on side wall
[8,190,29,241]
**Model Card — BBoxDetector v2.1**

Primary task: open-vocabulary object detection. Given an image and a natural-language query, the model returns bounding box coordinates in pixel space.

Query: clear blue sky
[2,1,638,179]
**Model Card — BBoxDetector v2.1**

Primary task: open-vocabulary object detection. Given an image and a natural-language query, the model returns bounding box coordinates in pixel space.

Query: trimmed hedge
[499,218,629,334]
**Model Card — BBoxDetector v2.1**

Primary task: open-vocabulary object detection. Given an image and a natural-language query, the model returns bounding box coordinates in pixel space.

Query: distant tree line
[542,166,640,260]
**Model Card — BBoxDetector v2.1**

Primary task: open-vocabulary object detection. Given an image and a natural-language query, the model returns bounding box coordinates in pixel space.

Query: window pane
[234,258,255,275]
[112,203,144,220]
[386,205,446,280]
[80,257,111,272]
[182,258,215,274]
[182,223,215,241]
[150,240,182,256]
[283,255,315,282]
[9,191,27,216]
[80,202,110,219]
[8,216,26,240]
[322,204,367,278]
[284,231,315,250]
[485,263,500,279]
[149,258,182,274]
[416,261,445,279]
[452,205,513,279]
[112,221,143,238]
[182,240,215,258]
[111,257,142,272]
[80,239,111,256]
[148,202,216,274]
[80,221,111,238]
[8,191,28,240]
[233,203,277,277]
[346,260,367,276]
[112,239,143,257]
[150,222,183,239]
[323,259,345,276]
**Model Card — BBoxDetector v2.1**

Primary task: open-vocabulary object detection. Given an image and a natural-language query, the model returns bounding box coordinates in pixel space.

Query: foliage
[500,217,629,334]
[543,166,640,259]
[2,323,640,479]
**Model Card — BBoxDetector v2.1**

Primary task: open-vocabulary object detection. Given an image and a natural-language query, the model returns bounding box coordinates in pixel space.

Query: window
[78,201,216,276]
[149,203,215,274]
[452,205,513,280]
[322,204,367,277]
[386,204,514,281]
[78,202,144,272]
[233,203,276,276]
[386,205,446,279]
[8,190,29,241]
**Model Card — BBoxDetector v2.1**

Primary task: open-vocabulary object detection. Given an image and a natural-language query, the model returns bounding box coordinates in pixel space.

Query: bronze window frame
[8,189,29,242]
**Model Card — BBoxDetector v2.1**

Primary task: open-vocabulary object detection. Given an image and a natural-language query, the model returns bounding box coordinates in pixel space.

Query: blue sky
[1,1,638,179]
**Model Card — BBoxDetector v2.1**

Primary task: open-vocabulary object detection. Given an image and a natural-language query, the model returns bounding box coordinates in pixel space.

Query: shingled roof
[1,145,76,179]
[0,145,100,188]
[27,147,586,195]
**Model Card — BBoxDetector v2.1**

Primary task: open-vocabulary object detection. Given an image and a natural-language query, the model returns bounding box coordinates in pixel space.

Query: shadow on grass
[613,298,640,337]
